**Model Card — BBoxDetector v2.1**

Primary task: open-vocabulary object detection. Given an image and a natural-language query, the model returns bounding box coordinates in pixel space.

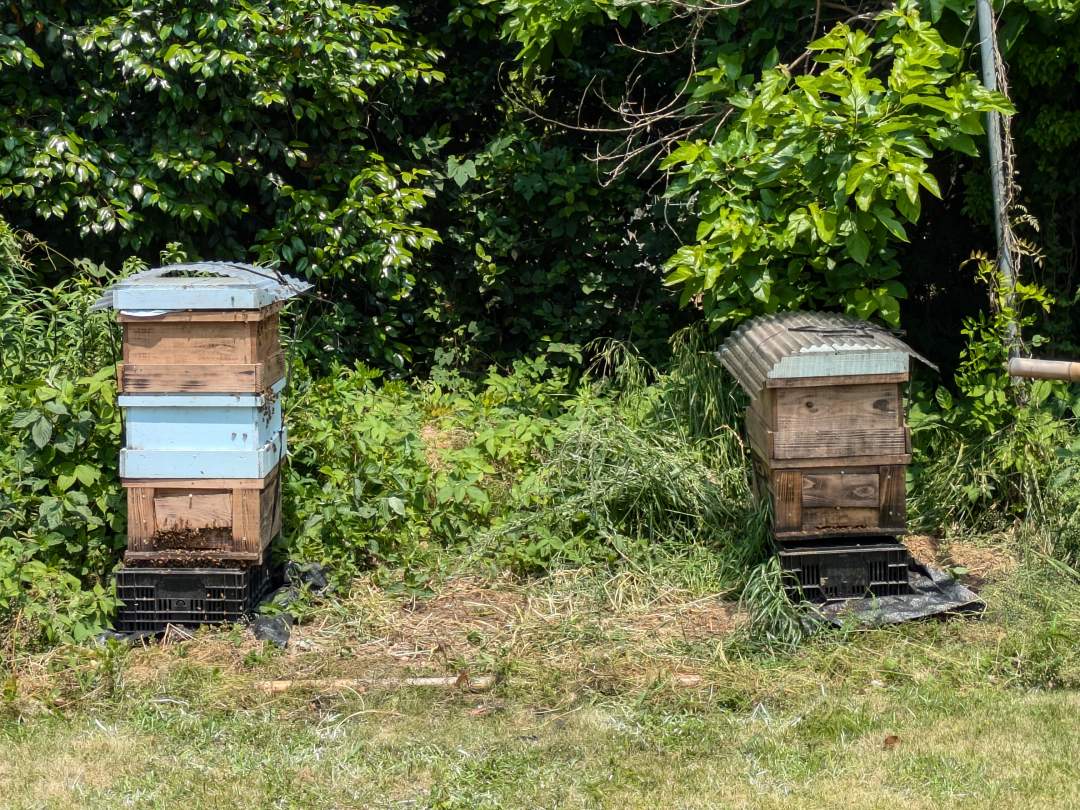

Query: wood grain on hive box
[764,464,907,538]
[124,468,281,560]
[116,303,284,394]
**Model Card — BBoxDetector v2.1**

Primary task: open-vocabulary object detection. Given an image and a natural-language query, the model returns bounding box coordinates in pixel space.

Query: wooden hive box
[117,304,284,394]
[123,468,282,564]
[92,261,311,395]
[719,312,935,542]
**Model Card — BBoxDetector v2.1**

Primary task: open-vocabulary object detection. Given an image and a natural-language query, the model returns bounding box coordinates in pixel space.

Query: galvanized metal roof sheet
[718,311,937,396]
[91,261,312,312]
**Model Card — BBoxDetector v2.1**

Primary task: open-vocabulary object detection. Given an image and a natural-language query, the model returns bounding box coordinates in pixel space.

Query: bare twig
[255,674,497,695]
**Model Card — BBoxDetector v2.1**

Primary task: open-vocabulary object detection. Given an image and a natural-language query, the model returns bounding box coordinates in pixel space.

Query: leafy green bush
[1,0,442,366]
[281,354,577,589]
[909,259,1080,547]
[662,1,1012,327]
[0,227,124,647]
[281,329,768,590]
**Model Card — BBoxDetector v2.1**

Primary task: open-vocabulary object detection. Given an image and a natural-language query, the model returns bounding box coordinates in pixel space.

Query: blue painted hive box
[119,379,286,479]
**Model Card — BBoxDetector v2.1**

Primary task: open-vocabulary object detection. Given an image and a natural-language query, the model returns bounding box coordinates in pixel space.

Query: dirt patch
[904,535,943,567]
[946,542,1018,582]
[8,574,744,709]
[352,577,742,664]
[419,422,472,472]
[904,534,1017,585]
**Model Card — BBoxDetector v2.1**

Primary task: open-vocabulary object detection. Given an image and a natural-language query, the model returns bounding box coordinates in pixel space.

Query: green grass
[2,543,1079,809]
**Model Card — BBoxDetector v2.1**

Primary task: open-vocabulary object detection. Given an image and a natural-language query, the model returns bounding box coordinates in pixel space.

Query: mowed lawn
[2,549,1079,809]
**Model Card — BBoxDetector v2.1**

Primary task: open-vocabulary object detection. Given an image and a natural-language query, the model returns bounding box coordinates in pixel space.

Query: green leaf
[662,142,704,168]
[10,410,39,429]
[809,203,837,242]
[846,229,870,265]
[74,464,100,486]
[31,417,53,449]
[871,205,909,242]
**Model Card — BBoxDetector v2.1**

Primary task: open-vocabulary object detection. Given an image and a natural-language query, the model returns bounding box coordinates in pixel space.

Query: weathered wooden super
[115,304,285,394]
[720,312,935,542]
[123,469,282,564]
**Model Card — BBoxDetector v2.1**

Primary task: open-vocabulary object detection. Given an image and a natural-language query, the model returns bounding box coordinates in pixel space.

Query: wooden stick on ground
[255,674,496,695]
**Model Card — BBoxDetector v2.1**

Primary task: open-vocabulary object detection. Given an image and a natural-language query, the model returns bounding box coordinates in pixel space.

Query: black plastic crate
[115,563,272,632]
[779,541,911,602]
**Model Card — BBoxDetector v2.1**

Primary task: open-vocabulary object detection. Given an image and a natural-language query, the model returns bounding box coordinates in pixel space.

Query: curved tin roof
[91,261,312,312]
[718,311,936,396]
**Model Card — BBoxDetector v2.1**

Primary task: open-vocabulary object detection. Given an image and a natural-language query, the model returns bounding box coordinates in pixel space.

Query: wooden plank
[119,362,259,392]
[801,472,878,508]
[127,488,156,545]
[254,314,282,363]
[771,427,910,460]
[117,353,283,393]
[124,549,262,563]
[123,321,256,364]
[153,489,232,532]
[259,470,281,549]
[768,453,912,470]
[743,408,773,459]
[771,471,802,533]
[122,476,271,489]
[801,506,881,532]
[765,372,909,389]
[775,383,901,434]
[232,488,263,554]
[260,351,286,389]
[748,389,776,431]
[774,526,899,541]
[879,465,907,527]
[117,303,281,324]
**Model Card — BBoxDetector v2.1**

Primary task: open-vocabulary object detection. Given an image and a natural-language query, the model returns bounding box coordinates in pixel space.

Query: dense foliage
[663,4,1011,326]
[2,0,1080,648]
[1,0,442,363]
[4,0,1079,368]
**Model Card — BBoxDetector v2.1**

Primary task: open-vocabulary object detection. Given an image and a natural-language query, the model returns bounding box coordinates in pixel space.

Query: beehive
[92,263,309,569]
[719,312,935,542]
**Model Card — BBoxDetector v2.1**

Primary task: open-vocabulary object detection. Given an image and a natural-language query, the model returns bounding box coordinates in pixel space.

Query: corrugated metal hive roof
[91,261,312,312]
[718,311,936,396]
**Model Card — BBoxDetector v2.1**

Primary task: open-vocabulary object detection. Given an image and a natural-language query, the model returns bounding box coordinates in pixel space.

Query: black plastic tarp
[814,564,984,626]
